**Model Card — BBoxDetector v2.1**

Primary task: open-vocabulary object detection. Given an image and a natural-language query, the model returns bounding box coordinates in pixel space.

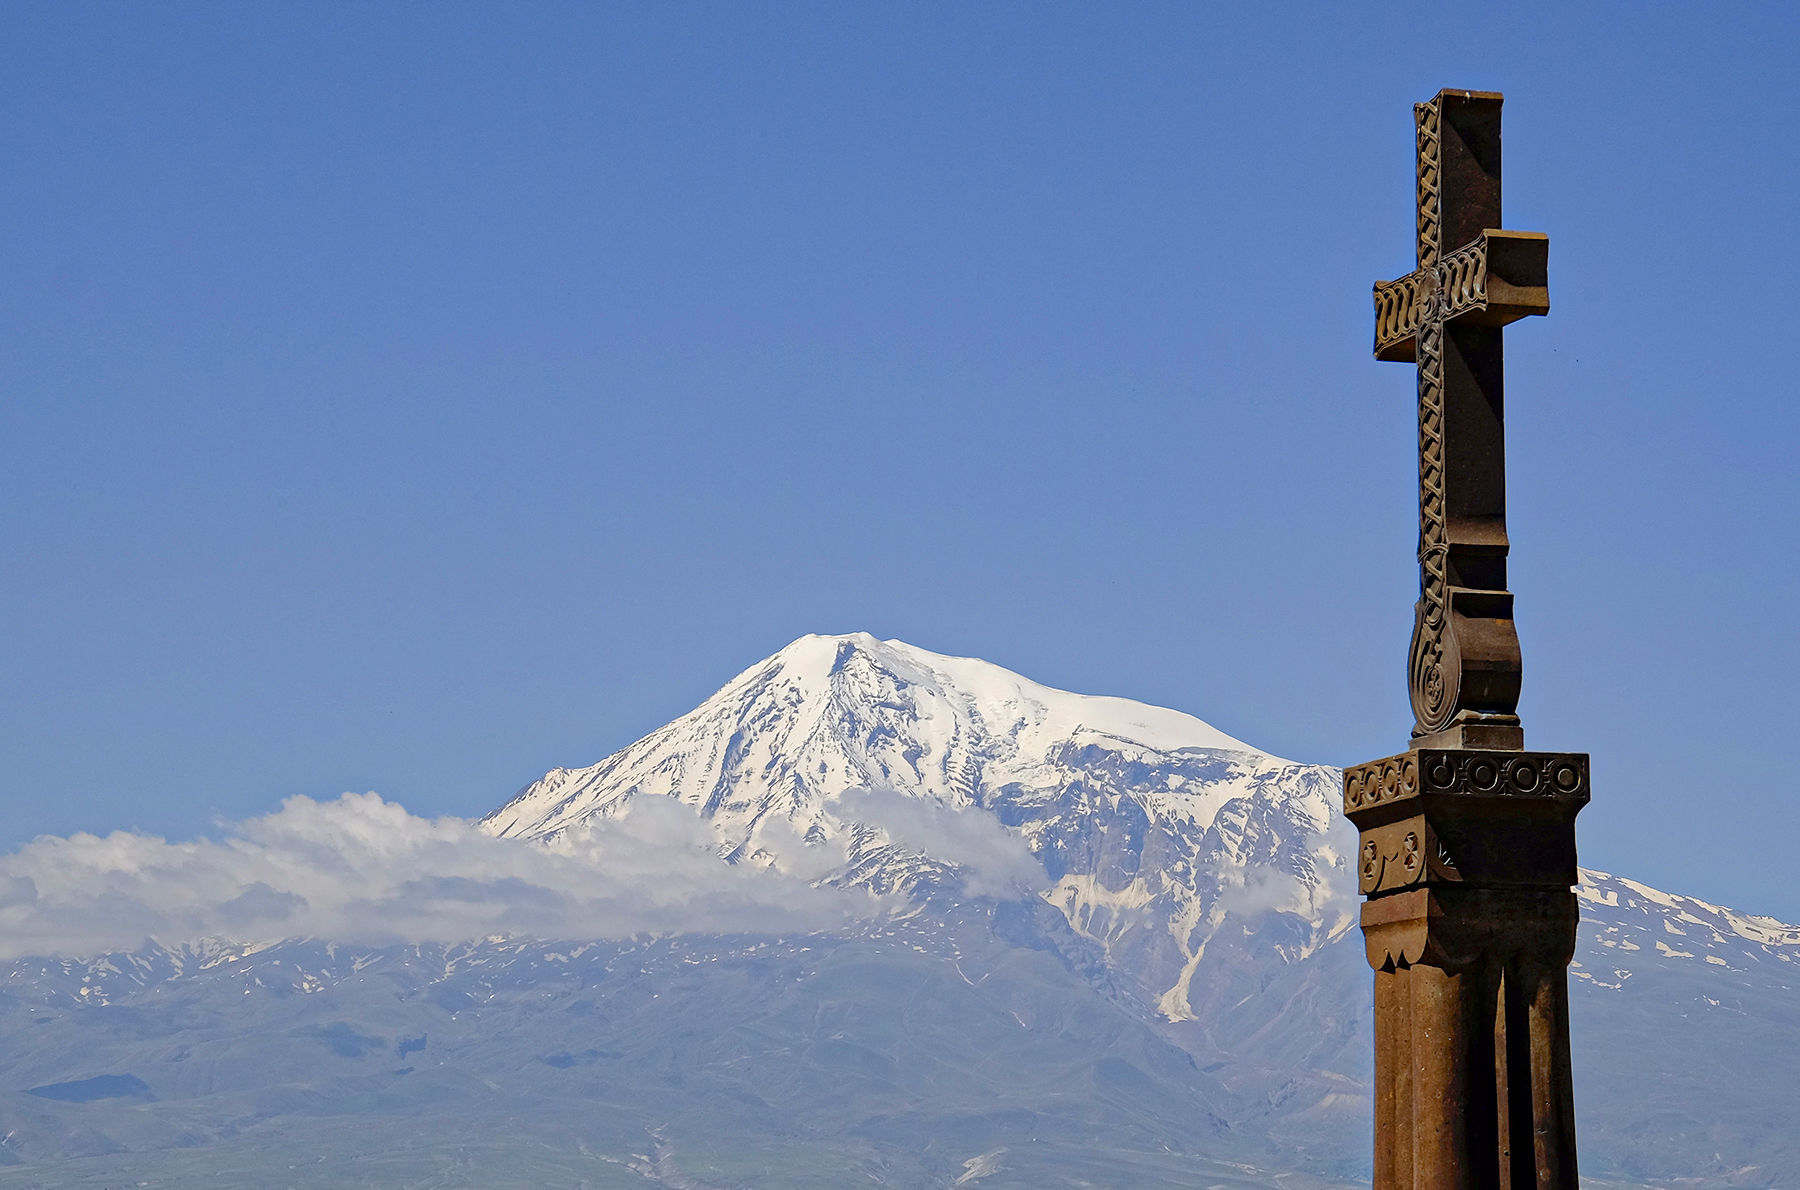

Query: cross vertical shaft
[1347,90,1583,1190]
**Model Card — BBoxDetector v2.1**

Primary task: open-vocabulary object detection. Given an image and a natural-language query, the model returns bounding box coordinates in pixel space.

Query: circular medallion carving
[1380,761,1401,801]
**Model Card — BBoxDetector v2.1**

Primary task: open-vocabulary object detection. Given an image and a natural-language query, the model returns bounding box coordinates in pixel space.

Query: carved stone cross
[1344,91,1587,1190]
[1374,89,1549,748]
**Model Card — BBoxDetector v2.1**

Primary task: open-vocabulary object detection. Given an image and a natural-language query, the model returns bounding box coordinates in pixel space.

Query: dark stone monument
[1345,90,1587,1189]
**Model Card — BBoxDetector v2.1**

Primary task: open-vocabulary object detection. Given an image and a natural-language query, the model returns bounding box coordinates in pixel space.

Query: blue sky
[4,3,1797,921]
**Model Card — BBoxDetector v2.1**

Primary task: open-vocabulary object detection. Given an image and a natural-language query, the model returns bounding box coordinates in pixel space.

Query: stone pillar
[1344,750,1588,1189]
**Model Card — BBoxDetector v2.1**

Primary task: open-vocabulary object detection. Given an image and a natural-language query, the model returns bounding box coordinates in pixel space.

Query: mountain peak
[741,632,1269,759]
[480,633,1344,1020]
[482,631,1290,848]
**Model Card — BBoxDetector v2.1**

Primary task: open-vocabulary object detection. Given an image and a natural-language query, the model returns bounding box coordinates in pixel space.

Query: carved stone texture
[1372,90,1550,742]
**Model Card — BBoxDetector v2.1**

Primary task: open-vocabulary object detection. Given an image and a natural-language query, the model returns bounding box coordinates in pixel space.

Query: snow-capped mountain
[4,632,1798,1187]
[483,633,1354,1020]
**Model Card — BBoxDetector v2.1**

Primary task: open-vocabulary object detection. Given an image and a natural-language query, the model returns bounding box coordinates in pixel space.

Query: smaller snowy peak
[1576,868,1800,980]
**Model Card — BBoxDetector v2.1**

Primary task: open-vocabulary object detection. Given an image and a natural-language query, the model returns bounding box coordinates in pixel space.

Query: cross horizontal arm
[1374,230,1550,363]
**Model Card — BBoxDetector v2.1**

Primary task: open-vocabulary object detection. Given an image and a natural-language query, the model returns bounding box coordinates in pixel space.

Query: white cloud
[0,793,885,959]
[1210,815,1358,923]
[831,788,1047,896]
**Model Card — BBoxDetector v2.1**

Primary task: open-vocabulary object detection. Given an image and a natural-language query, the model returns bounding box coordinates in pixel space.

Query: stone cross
[1373,89,1548,748]
[1344,90,1588,1190]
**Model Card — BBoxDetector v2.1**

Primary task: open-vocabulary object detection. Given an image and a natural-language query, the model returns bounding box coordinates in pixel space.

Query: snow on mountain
[483,633,1353,1020]
[1574,868,1800,985]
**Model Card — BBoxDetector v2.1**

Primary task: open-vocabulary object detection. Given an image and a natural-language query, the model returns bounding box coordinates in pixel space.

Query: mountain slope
[0,911,1357,1190]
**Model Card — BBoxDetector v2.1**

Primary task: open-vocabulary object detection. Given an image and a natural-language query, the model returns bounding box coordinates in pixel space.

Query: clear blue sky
[5,4,1797,920]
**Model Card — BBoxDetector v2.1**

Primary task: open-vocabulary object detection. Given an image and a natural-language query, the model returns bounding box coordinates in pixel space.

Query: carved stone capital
[1344,748,1589,898]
